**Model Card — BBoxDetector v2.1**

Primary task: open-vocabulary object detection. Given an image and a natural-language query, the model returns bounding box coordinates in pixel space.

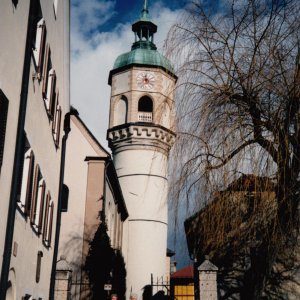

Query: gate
[148,274,172,299]
[71,274,90,300]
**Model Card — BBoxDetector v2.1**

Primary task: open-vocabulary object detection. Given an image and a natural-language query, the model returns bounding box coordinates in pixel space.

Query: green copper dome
[110,0,175,76]
[113,48,174,73]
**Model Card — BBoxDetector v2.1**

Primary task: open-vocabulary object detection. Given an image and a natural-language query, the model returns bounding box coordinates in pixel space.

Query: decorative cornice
[107,123,176,155]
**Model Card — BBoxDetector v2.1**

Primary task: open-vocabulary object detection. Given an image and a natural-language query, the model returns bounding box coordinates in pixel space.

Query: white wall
[59,117,100,276]
[0,0,30,277]
[0,0,70,298]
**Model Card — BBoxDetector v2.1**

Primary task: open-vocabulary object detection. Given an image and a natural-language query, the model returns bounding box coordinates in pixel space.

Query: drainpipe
[0,1,37,298]
[49,112,71,300]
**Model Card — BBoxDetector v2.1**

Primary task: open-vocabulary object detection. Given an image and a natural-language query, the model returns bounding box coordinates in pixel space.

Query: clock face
[136,72,155,90]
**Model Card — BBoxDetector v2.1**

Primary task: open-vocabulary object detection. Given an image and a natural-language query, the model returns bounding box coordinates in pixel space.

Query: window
[43,193,54,246]
[138,96,153,122]
[115,96,128,126]
[33,18,47,78]
[61,184,69,212]
[18,146,35,215]
[0,90,9,174]
[138,96,153,112]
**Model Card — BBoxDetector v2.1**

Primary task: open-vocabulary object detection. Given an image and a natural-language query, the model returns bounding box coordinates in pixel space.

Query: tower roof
[113,48,174,72]
[109,0,175,83]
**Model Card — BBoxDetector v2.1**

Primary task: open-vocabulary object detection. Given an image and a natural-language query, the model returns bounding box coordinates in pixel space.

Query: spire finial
[144,0,148,11]
[141,0,149,20]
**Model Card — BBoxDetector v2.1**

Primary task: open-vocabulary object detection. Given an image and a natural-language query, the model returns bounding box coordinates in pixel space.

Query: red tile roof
[171,265,194,279]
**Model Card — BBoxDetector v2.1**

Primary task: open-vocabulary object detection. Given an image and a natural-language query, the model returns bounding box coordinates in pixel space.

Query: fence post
[54,256,72,300]
[198,256,218,300]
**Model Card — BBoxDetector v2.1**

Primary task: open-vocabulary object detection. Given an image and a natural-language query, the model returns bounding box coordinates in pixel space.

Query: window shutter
[51,88,58,119]
[0,91,8,173]
[43,193,50,243]
[30,165,40,224]
[25,152,35,216]
[48,203,54,245]
[17,137,29,203]
[38,21,47,76]
[37,181,46,233]
[53,105,61,146]
[42,44,50,97]
[52,93,58,133]
[45,69,56,112]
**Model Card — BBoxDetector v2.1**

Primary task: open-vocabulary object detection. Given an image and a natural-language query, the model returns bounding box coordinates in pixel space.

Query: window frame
[18,148,35,216]
[42,44,51,98]
[32,18,47,78]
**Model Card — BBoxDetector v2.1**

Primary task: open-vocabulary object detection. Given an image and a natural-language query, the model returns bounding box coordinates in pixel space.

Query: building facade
[0,0,70,298]
[107,1,177,298]
[184,175,293,299]
[58,113,128,299]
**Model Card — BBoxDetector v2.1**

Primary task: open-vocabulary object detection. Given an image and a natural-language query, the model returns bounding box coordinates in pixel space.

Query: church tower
[107,1,177,297]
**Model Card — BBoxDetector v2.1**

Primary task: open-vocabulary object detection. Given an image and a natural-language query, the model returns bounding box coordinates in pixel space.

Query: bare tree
[166,0,300,298]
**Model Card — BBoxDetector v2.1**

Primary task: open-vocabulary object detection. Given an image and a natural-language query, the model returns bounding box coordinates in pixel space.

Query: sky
[71,0,187,146]
[71,0,194,269]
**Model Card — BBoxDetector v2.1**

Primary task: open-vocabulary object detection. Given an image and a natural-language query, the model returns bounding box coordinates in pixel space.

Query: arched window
[138,96,153,112]
[138,96,153,122]
[115,96,128,126]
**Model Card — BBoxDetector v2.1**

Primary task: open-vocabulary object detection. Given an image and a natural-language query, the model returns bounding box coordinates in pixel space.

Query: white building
[58,112,128,299]
[107,1,177,298]
[0,0,69,298]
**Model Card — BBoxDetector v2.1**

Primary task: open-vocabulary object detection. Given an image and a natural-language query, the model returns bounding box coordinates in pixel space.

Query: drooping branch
[206,139,256,170]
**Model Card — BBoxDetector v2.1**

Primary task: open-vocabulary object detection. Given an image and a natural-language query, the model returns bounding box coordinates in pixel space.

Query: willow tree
[167,0,300,298]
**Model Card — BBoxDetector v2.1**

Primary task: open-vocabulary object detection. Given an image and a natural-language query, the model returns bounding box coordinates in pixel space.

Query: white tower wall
[107,4,177,297]
[107,123,175,296]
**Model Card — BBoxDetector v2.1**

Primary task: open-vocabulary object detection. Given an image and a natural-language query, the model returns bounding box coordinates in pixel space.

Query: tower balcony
[107,123,176,155]
[138,112,152,122]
